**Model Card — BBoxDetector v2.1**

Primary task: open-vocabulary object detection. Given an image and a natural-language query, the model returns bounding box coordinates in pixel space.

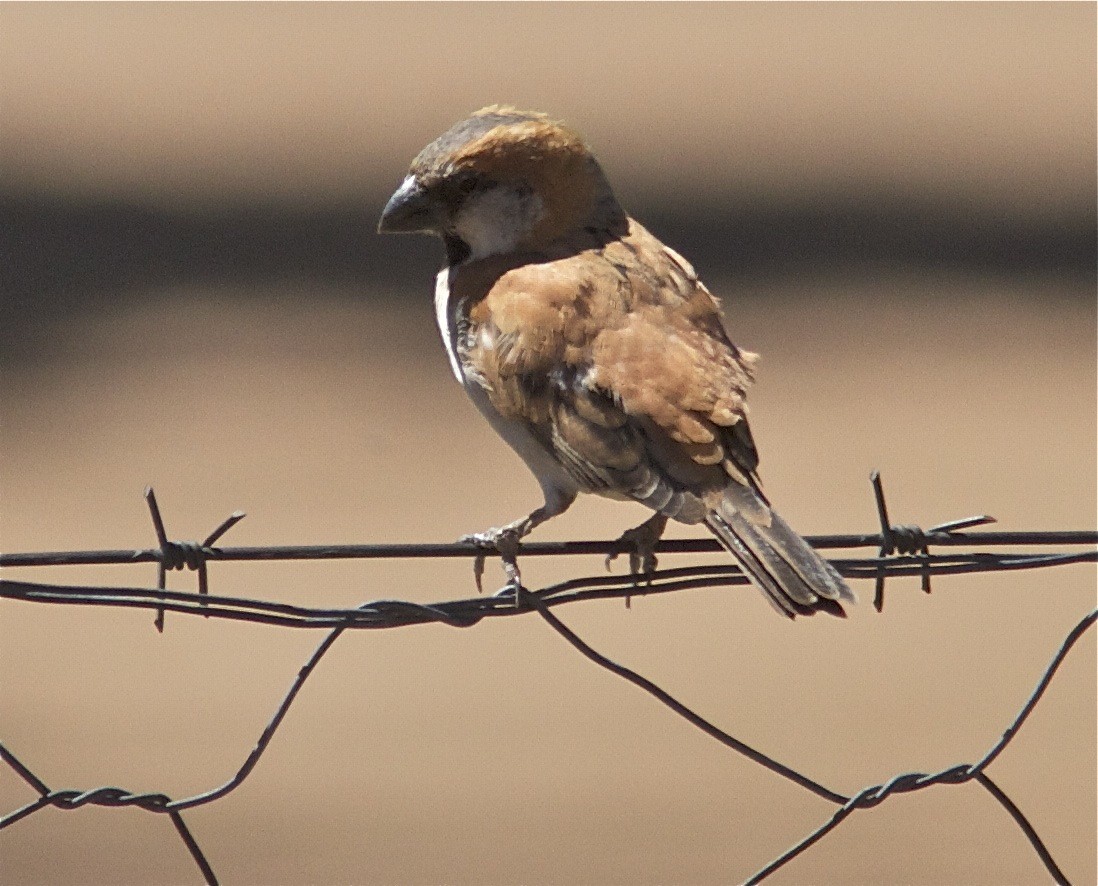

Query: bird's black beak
[378,175,436,234]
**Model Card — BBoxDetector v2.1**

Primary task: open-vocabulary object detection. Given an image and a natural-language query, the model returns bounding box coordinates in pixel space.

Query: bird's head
[378,106,625,263]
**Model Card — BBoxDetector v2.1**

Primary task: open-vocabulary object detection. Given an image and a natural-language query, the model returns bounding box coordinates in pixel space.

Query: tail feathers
[706,498,855,619]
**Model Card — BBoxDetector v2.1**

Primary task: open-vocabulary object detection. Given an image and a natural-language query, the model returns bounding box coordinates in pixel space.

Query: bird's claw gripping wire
[460,524,526,596]
[605,513,668,586]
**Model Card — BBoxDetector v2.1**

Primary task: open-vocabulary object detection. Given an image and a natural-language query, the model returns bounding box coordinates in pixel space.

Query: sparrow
[378,106,854,617]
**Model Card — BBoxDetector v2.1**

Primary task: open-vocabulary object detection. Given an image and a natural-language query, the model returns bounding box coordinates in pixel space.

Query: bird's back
[447,218,762,522]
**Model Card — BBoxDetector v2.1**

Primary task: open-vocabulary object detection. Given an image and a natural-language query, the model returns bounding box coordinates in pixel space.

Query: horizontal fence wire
[1,476,1096,885]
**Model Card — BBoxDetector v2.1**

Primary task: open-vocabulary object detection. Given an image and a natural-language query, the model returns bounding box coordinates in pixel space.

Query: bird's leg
[606,513,668,585]
[460,490,576,594]
[460,515,532,594]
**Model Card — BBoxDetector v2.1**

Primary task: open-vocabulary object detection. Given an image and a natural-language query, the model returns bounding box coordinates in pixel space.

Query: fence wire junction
[1,474,1096,885]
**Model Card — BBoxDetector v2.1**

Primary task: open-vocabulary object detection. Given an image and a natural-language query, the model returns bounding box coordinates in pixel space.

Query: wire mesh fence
[2,475,1095,885]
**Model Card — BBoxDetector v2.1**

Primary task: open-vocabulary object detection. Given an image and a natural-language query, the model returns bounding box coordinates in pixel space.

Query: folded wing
[456,220,854,616]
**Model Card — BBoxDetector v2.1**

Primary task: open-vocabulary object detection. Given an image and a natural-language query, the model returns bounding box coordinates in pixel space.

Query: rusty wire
[1,475,1095,885]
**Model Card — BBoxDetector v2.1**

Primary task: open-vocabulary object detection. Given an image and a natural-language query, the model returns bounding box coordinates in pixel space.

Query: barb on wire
[868,471,998,610]
[2,475,1095,884]
[144,487,246,632]
[2,550,1095,631]
[4,475,1094,575]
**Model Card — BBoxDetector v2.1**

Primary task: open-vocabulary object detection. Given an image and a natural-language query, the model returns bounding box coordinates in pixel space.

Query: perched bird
[378,106,854,617]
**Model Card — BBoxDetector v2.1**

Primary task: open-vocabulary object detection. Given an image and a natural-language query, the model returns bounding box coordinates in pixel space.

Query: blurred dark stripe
[1,191,1094,364]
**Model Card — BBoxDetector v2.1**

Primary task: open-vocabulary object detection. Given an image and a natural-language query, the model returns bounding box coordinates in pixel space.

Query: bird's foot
[459,522,526,595]
[605,514,668,586]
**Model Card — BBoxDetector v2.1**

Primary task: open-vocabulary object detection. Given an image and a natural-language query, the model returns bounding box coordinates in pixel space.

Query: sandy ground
[1,274,1094,885]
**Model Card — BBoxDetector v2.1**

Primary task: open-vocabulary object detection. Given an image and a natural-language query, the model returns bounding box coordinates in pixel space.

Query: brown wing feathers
[381,108,853,617]
[456,219,852,616]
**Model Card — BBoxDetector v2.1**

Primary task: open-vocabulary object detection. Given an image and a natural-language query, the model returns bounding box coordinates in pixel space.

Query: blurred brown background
[1,4,1095,885]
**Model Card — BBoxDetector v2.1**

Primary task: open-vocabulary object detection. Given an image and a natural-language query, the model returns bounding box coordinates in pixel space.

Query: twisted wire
[2,479,1095,884]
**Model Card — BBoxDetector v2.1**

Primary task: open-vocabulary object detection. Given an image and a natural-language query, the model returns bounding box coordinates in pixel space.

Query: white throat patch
[452,186,545,260]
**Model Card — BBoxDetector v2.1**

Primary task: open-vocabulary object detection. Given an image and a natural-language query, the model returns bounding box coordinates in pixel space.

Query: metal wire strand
[2,477,1095,884]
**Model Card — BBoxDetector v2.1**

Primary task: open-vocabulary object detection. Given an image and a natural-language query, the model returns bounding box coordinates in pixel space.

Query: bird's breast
[434,265,579,497]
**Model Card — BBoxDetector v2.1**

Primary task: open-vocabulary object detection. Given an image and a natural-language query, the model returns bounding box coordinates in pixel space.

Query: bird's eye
[452,171,482,196]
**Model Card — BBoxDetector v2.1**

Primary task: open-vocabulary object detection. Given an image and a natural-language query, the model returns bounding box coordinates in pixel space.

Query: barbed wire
[2,474,1095,884]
